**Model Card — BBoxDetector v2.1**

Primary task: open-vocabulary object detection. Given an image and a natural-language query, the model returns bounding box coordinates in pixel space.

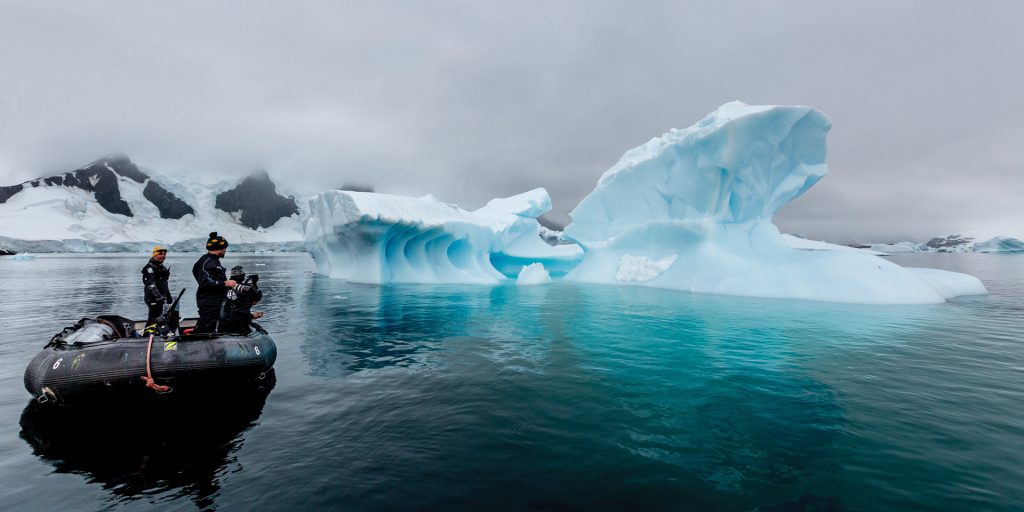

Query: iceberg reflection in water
[1,253,1021,511]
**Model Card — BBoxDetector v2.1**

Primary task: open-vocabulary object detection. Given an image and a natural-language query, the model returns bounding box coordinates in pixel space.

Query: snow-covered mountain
[870,232,1024,254]
[0,155,305,253]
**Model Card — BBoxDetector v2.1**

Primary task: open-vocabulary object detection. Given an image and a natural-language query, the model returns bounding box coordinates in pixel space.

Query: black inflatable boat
[24,316,277,406]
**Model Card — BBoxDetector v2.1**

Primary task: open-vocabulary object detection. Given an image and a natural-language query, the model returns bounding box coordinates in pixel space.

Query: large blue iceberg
[304,188,582,284]
[304,101,987,304]
[562,101,986,304]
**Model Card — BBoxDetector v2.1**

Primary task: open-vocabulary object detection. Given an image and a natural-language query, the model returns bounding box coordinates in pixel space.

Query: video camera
[244,274,263,304]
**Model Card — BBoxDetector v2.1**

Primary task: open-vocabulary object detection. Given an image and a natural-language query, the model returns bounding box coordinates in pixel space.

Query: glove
[152,302,169,324]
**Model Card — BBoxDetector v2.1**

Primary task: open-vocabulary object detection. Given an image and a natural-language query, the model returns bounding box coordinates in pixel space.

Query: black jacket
[221,279,263,334]
[142,258,171,305]
[192,253,227,309]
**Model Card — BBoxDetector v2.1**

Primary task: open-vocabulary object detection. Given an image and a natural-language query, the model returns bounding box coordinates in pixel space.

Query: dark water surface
[0,253,1021,511]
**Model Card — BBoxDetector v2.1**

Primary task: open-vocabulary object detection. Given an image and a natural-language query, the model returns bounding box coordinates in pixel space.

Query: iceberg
[562,101,987,304]
[973,236,1024,253]
[516,262,552,286]
[303,188,582,284]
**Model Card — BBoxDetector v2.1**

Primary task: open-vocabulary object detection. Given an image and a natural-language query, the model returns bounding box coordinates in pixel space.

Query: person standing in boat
[192,232,250,333]
[142,246,172,330]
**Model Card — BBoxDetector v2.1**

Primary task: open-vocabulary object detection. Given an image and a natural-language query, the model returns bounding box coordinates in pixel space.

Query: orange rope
[140,334,171,393]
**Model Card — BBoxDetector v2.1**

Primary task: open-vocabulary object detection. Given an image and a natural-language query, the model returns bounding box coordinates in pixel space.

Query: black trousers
[146,301,165,327]
[194,304,221,333]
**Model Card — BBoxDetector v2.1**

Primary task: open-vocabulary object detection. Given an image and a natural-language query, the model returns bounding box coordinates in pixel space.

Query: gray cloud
[1,1,1021,242]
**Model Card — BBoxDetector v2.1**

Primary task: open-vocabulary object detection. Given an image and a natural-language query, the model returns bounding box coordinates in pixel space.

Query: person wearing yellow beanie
[142,246,171,328]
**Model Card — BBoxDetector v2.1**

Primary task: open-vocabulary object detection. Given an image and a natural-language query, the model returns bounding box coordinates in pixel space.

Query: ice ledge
[303,188,581,284]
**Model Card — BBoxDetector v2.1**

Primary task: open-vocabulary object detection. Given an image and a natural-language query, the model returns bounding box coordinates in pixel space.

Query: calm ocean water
[0,252,1020,511]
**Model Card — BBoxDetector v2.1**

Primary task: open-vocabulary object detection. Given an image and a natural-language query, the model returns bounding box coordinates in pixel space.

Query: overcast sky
[1,1,1020,242]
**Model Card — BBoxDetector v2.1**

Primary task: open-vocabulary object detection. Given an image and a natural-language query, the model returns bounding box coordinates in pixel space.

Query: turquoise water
[0,253,1021,511]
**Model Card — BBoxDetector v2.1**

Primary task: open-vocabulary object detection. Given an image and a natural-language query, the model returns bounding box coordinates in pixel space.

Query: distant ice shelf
[871,234,1024,254]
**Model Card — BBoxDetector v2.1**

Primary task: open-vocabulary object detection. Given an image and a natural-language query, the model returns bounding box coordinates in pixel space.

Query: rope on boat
[140,334,172,393]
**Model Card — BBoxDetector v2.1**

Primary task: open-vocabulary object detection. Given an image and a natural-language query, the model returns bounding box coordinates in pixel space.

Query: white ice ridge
[303,188,583,284]
[563,101,987,304]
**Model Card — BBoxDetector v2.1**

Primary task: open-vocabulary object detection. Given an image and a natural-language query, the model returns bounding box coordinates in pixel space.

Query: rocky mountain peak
[80,154,149,183]
[923,234,973,250]
[215,170,299,229]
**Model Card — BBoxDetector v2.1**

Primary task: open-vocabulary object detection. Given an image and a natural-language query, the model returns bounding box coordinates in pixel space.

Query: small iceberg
[974,236,1024,253]
[516,262,552,286]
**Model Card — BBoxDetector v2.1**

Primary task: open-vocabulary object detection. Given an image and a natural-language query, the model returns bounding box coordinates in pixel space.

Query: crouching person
[219,265,264,334]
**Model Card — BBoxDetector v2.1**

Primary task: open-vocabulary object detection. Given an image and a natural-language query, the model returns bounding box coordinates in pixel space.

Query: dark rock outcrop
[339,183,374,193]
[923,234,973,251]
[90,155,194,219]
[68,160,134,216]
[101,154,148,183]
[215,170,298,229]
[0,184,23,203]
[143,181,195,219]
